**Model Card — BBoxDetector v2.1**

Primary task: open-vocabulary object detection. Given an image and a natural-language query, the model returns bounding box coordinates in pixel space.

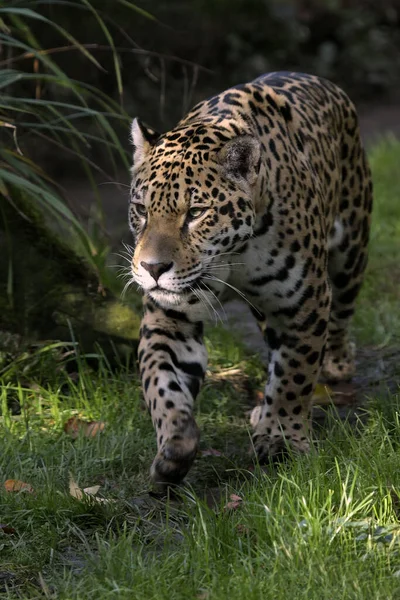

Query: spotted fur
[129,72,372,485]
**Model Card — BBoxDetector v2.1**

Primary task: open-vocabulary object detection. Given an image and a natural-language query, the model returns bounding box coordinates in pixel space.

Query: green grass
[1,138,400,598]
[353,137,400,345]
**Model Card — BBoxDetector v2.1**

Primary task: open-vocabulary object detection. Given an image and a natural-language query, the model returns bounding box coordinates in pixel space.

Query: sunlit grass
[2,368,400,598]
[353,137,400,345]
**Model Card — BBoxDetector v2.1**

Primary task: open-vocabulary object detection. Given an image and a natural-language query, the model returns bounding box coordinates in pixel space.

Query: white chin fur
[149,289,186,307]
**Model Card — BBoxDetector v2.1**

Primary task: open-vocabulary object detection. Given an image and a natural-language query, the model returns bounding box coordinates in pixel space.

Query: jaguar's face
[129,119,260,308]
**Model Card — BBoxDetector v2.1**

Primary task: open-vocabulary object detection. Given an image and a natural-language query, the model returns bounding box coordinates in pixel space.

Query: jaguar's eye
[188,207,206,219]
[134,203,147,217]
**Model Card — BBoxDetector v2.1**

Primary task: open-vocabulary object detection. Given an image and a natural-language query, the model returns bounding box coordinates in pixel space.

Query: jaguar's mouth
[144,273,211,308]
[154,286,182,294]
[149,277,203,296]
[149,286,189,307]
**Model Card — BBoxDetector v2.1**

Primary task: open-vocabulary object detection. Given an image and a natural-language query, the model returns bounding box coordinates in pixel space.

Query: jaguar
[128,72,372,487]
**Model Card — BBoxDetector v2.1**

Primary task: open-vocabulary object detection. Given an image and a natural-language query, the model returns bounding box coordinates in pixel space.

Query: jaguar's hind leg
[323,143,372,382]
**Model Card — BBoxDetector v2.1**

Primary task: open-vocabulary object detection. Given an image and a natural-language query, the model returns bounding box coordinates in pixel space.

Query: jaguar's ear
[218,135,261,186]
[131,118,160,165]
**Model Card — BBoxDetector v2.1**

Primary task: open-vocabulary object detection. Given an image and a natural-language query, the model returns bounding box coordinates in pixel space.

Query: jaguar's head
[129,118,261,309]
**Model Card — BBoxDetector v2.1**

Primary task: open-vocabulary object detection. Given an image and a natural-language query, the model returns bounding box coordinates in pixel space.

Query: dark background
[29,0,400,148]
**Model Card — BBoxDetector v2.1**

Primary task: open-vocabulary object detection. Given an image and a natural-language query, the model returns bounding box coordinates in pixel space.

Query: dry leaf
[64,417,105,439]
[312,383,333,404]
[86,421,106,436]
[69,474,111,504]
[69,476,84,501]
[230,494,242,502]
[200,448,223,457]
[313,382,357,406]
[224,493,243,511]
[0,524,16,535]
[83,485,101,496]
[4,479,34,494]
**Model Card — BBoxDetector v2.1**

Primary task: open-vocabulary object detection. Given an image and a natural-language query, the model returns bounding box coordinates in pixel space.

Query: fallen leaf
[69,474,112,504]
[312,383,333,404]
[224,493,243,511]
[0,524,16,535]
[64,417,105,439]
[230,494,242,502]
[69,476,84,501]
[86,421,106,437]
[312,382,357,406]
[4,479,34,493]
[83,485,101,496]
[200,448,223,457]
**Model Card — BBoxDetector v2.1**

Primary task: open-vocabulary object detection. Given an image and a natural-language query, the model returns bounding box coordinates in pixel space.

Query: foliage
[0,0,140,293]
[353,137,400,345]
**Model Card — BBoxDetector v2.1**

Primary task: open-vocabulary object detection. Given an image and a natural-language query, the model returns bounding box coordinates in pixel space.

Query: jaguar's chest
[226,236,307,311]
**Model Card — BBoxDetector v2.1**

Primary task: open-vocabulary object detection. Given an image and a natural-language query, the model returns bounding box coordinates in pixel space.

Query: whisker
[189,286,215,324]
[113,267,131,277]
[203,274,259,313]
[196,289,215,325]
[116,272,132,281]
[121,277,135,299]
[122,241,134,253]
[113,252,133,265]
[200,282,226,323]
[195,286,219,325]
[98,181,131,189]
[204,289,221,325]
[108,263,130,270]
[120,243,134,259]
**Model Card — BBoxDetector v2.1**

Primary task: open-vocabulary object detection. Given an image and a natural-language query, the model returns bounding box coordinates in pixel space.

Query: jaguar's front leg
[251,277,331,462]
[138,299,207,486]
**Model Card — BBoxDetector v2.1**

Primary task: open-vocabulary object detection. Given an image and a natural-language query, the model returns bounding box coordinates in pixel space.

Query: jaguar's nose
[140,261,173,283]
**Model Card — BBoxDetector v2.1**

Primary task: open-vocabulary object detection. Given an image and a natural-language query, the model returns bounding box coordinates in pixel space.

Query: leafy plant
[0,0,144,287]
